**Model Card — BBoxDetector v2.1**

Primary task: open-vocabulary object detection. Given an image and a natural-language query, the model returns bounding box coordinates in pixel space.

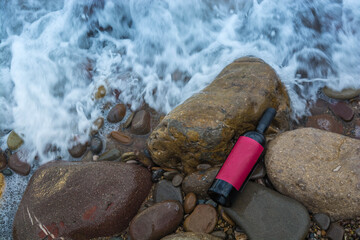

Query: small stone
[329,102,354,122]
[306,114,343,134]
[326,223,344,240]
[163,171,179,180]
[154,180,183,204]
[221,210,235,226]
[313,213,331,230]
[182,167,220,198]
[93,155,99,161]
[355,228,360,237]
[126,160,138,164]
[136,152,154,168]
[234,232,248,240]
[110,131,133,145]
[0,173,5,197]
[121,152,136,162]
[1,168,13,176]
[250,162,266,180]
[91,117,104,135]
[90,136,103,154]
[323,87,360,100]
[81,150,93,162]
[184,192,197,214]
[172,174,183,187]
[107,104,126,123]
[211,231,226,239]
[131,110,151,135]
[205,199,217,208]
[7,131,24,151]
[99,149,121,161]
[183,204,217,233]
[129,201,184,240]
[197,164,211,171]
[321,230,326,236]
[95,85,106,99]
[162,232,221,240]
[0,152,7,171]
[68,142,87,158]
[8,153,31,176]
[152,169,165,182]
[123,112,135,128]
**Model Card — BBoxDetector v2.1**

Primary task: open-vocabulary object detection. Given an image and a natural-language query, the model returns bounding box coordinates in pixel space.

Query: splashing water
[0,0,360,237]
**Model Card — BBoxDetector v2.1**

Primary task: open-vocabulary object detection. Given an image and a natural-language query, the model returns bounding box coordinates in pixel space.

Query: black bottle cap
[256,108,277,134]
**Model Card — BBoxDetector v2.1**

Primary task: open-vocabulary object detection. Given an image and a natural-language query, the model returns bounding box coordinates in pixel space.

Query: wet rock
[7,131,24,151]
[163,171,179,180]
[121,152,136,162]
[129,201,183,240]
[124,112,135,128]
[161,232,221,240]
[91,117,104,135]
[309,99,329,115]
[107,104,126,123]
[329,102,354,122]
[8,154,31,176]
[95,85,106,99]
[152,169,165,182]
[306,114,343,134]
[147,57,290,173]
[184,192,197,214]
[0,173,4,197]
[81,150,93,162]
[90,136,103,154]
[1,168,13,176]
[98,149,121,161]
[154,180,183,204]
[250,162,266,180]
[136,152,154,168]
[131,110,151,135]
[326,223,344,240]
[183,204,217,233]
[211,231,226,239]
[171,174,183,187]
[182,167,219,198]
[224,182,310,240]
[0,152,7,171]
[68,142,87,158]
[110,131,133,145]
[13,161,152,240]
[323,87,360,100]
[196,164,212,171]
[313,213,331,230]
[265,128,360,220]
[126,160,138,164]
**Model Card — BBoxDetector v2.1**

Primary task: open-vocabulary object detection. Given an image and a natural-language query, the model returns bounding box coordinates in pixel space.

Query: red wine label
[215,136,264,190]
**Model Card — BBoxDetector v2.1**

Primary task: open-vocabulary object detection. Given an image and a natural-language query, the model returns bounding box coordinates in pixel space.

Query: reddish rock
[182,168,220,198]
[110,131,133,145]
[107,104,126,123]
[0,152,7,171]
[131,110,151,135]
[183,204,217,233]
[184,192,197,214]
[306,114,343,134]
[8,154,31,176]
[13,161,152,240]
[309,99,329,115]
[129,201,183,240]
[68,142,87,158]
[329,102,354,122]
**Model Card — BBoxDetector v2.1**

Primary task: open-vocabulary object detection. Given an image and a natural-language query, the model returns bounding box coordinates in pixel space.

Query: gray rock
[171,174,183,187]
[90,136,103,154]
[250,162,266,180]
[154,180,183,204]
[326,223,344,240]
[211,231,226,239]
[98,149,121,161]
[161,232,221,240]
[323,87,360,100]
[313,213,330,230]
[224,182,310,240]
[182,167,219,198]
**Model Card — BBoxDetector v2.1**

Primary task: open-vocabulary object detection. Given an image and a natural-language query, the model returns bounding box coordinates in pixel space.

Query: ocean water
[0,0,359,238]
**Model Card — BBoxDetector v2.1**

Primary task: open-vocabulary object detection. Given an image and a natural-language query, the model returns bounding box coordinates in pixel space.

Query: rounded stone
[95,85,106,99]
[129,201,184,240]
[163,171,179,180]
[8,154,31,176]
[91,117,104,135]
[196,164,211,171]
[90,137,103,154]
[0,173,5,198]
[131,110,151,135]
[110,131,133,145]
[184,192,197,214]
[265,128,360,220]
[124,112,135,128]
[182,167,220,198]
[107,104,126,123]
[183,204,217,233]
[68,142,87,158]
[211,231,226,239]
[323,87,360,100]
[306,114,343,134]
[154,180,183,204]
[0,152,7,171]
[313,213,330,230]
[98,149,121,162]
[328,102,354,122]
[326,223,344,240]
[1,168,13,176]
[7,131,24,151]
[147,57,290,173]
[356,228,360,237]
[171,174,183,187]
[161,232,221,240]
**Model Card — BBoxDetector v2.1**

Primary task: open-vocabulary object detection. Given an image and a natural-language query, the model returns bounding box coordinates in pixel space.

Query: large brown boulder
[265,128,360,220]
[13,161,152,240]
[147,57,290,173]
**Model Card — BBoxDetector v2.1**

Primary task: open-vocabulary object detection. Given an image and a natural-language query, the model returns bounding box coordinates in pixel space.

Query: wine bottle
[208,108,276,207]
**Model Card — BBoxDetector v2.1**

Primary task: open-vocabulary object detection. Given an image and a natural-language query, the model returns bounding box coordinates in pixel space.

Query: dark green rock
[224,182,310,240]
[98,149,121,161]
